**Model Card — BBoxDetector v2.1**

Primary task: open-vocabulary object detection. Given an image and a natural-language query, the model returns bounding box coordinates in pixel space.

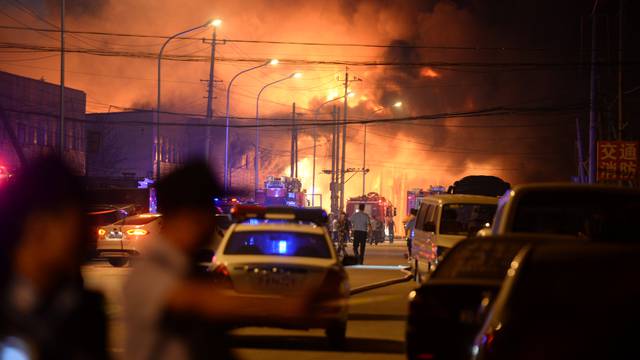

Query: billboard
[597,141,638,181]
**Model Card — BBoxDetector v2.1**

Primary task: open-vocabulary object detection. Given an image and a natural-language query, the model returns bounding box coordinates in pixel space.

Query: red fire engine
[255,176,307,207]
[406,186,446,215]
[346,192,395,242]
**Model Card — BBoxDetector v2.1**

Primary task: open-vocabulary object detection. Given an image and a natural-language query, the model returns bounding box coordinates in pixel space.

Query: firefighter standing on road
[350,204,371,265]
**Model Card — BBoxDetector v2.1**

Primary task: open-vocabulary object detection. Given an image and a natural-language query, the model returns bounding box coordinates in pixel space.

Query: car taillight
[98,228,106,236]
[211,264,232,288]
[126,228,148,236]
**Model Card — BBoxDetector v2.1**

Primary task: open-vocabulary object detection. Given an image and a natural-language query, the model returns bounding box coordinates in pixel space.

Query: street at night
[83,243,414,360]
[1,1,640,359]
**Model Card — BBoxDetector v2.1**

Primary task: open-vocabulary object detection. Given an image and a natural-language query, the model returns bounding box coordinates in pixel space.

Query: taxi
[209,205,353,347]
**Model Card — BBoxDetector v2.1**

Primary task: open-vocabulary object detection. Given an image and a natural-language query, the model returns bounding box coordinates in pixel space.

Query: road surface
[82,240,415,359]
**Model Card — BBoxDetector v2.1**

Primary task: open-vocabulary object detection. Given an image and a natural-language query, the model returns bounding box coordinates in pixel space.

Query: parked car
[406,235,560,360]
[87,204,137,257]
[411,194,498,282]
[487,183,640,241]
[471,241,640,360]
[96,213,162,267]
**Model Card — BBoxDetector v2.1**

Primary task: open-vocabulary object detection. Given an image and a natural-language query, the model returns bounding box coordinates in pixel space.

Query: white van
[411,194,498,282]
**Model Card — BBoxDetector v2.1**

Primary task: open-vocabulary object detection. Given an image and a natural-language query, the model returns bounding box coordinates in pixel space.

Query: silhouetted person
[405,208,418,258]
[350,204,371,264]
[0,156,108,360]
[123,160,306,360]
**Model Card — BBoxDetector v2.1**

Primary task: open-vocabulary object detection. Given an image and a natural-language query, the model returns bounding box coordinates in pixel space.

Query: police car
[209,206,355,347]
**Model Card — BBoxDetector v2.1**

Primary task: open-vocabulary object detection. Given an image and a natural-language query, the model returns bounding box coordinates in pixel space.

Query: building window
[86,131,101,153]
[17,123,25,144]
[37,125,45,146]
[30,126,37,145]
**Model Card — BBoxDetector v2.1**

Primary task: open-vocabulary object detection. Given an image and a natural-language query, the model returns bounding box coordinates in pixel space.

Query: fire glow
[420,67,440,78]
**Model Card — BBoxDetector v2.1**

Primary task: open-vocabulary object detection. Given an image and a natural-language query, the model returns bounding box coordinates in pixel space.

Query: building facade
[0,71,86,174]
[85,111,216,182]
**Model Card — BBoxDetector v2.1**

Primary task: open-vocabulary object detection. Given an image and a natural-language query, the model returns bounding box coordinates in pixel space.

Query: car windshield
[511,190,640,241]
[114,215,161,226]
[224,231,331,258]
[440,203,497,236]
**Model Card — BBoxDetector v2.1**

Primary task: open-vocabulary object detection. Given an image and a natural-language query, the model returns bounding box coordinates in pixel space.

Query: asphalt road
[82,240,414,359]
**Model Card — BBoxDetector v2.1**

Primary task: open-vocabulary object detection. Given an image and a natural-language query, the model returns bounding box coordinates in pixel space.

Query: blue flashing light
[278,240,287,254]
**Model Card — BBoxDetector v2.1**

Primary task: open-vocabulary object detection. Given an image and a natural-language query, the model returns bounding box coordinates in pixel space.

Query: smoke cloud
[0,0,586,217]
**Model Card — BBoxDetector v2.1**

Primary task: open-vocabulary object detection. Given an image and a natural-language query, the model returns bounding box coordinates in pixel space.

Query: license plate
[255,273,297,289]
[107,231,123,240]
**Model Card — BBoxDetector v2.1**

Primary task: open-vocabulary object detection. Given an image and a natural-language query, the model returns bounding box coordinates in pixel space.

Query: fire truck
[255,175,307,207]
[406,186,446,215]
[346,192,395,242]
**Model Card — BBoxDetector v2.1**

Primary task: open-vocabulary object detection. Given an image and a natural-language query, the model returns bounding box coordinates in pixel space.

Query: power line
[1,40,634,70]
[0,24,567,52]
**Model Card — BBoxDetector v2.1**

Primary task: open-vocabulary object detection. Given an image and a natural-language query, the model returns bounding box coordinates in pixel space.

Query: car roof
[125,213,162,219]
[421,194,499,205]
[508,182,640,196]
[232,222,327,235]
[429,235,578,284]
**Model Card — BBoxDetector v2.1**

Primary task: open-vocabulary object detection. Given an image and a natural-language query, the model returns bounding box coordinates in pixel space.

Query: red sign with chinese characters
[597,141,638,181]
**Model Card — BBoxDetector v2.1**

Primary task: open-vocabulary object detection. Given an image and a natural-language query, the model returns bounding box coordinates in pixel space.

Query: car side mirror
[341,255,358,266]
[423,221,436,232]
[476,228,492,237]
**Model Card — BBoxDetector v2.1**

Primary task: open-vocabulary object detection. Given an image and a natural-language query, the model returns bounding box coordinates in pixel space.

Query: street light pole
[224,59,278,193]
[156,20,213,180]
[255,72,300,194]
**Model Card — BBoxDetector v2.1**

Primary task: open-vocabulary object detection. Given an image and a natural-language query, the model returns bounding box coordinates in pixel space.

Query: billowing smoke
[0,0,585,217]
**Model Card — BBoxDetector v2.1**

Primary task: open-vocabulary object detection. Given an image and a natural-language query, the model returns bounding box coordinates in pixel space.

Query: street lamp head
[269,59,279,66]
[292,72,303,79]
[393,101,403,108]
[210,19,222,27]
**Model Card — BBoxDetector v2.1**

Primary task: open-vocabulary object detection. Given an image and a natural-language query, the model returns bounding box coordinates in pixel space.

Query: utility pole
[312,119,317,206]
[290,102,296,178]
[362,124,367,195]
[337,67,361,211]
[205,25,218,162]
[58,0,65,155]
[588,3,598,184]
[576,117,586,183]
[331,106,339,215]
[618,0,624,140]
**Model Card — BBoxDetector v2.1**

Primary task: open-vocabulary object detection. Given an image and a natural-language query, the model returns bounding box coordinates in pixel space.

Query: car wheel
[108,258,129,267]
[325,321,347,348]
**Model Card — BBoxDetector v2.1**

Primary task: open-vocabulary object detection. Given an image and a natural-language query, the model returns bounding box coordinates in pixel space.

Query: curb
[349,268,413,295]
